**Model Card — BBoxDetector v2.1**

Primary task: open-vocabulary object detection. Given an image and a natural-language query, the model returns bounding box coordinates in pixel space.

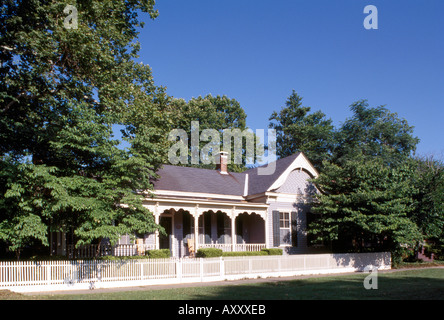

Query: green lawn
[2,268,444,300]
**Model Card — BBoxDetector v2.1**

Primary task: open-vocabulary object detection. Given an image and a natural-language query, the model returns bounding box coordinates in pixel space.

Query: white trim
[151,189,246,201]
[243,173,249,197]
[144,197,268,211]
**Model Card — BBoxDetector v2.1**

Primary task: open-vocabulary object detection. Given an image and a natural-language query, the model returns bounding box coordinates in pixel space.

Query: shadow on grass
[167,269,444,300]
[8,268,444,300]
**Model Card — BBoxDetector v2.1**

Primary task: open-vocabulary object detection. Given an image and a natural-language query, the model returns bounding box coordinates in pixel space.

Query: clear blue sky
[136,0,444,158]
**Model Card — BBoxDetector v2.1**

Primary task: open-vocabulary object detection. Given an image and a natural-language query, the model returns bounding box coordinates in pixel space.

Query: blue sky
[136,0,444,158]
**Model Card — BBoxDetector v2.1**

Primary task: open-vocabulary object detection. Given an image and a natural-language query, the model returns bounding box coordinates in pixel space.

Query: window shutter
[272,210,280,247]
[291,211,298,247]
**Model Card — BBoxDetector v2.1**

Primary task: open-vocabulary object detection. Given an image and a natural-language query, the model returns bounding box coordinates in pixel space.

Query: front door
[159,216,172,250]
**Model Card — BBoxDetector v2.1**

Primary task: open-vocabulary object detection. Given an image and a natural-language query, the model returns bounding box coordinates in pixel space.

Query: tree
[333,100,419,166]
[310,157,422,263]
[410,156,444,257]
[0,0,169,258]
[269,90,335,170]
[168,94,261,172]
[308,100,422,264]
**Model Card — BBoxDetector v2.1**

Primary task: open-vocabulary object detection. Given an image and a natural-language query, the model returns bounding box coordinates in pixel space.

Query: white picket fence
[0,252,391,293]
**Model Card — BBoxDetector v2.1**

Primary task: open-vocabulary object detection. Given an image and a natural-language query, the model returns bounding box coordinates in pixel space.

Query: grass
[1,267,444,300]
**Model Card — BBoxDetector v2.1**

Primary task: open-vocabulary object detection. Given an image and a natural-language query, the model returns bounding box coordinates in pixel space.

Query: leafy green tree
[307,100,423,264]
[410,156,444,256]
[168,94,261,172]
[268,90,335,170]
[0,0,169,258]
[310,157,422,263]
[333,100,420,166]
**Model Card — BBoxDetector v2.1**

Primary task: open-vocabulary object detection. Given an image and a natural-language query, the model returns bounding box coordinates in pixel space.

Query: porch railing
[67,244,156,259]
[198,243,266,252]
[67,243,266,259]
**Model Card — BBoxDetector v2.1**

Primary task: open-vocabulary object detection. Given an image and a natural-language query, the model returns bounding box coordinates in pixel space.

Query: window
[280,212,290,228]
[279,212,291,246]
[273,210,297,247]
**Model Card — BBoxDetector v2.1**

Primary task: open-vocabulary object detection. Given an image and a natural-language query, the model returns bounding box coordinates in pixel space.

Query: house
[54,152,324,258]
[130,152,325,257]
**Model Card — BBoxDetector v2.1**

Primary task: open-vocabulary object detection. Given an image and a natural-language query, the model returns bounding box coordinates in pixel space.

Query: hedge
[196,248,284,258]
[146,249,171,259]
[222,251,268,257]
[196,248,223,258]
[261,248,283,255]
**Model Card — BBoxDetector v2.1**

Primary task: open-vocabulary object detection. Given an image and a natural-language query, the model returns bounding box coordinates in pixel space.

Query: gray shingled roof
[152,165,247,196]
[152,153,301,197]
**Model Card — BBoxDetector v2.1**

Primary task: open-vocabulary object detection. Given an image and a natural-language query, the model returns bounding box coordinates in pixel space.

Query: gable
[245,152,318,196]
[244,153,300,196]
[274,169,317,195]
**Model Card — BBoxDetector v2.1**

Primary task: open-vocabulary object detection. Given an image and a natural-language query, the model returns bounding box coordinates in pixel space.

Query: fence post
[219,256,224,278]
[46,261,51,286]
[177,258,182,282]
[199,258,203,281]
[96,260,102,282]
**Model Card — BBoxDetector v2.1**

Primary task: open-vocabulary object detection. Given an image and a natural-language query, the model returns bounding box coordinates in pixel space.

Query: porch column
[231,207,236,252]
[264,211,270,249]
[154,202,159,250]
[194,205,199,251]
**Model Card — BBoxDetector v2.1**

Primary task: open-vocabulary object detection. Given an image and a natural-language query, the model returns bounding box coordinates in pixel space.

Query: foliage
[0,0,169,258]
[195,248,223,258]
[146,249,171,259]
[302,100,425,263]
[168,94,262,172]
[410,156,444,239]
[332,100,419,166]
[269,90,335,170]
[310,156,422,263]
[260,248,283,255]
[410,156,444,257]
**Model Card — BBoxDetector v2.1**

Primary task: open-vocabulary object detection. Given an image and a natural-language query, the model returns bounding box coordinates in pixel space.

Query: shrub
[222,251,268,257]
[146,249,171,259]
[261,248,283,255]
[196,248,223,258]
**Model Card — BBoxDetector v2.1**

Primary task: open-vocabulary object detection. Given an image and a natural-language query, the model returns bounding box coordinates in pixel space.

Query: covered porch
[144,198,269,258]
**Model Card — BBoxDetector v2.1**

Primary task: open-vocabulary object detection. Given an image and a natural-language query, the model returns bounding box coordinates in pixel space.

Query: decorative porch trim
[143,197,269,256]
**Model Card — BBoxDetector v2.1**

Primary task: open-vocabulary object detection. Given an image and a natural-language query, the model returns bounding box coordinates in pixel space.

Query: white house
[55,152,325,258]
[136,152,325,257]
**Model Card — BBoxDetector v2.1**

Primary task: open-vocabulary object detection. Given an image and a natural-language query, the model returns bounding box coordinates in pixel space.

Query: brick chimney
[216,151,229,175]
